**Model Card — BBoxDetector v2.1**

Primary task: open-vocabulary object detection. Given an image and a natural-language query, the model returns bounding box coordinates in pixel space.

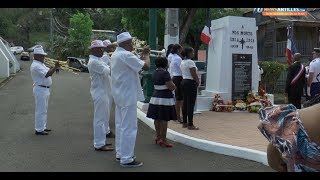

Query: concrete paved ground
[0,60,273,172]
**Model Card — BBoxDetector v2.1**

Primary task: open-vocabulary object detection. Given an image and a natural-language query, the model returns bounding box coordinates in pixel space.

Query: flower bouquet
[234,99,247,111]
[247,101,263,113]
[212,94,235,112]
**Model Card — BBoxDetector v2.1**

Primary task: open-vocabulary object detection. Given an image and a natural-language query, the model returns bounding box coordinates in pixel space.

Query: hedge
[259,61,289,93]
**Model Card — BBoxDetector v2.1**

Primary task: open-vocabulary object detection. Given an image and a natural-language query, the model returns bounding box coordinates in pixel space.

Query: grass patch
[29,32,50,46]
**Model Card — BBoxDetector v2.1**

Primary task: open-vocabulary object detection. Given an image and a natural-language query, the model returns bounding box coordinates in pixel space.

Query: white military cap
[116,32,132,44]
[103,40,112,47]
[89,40,105,49]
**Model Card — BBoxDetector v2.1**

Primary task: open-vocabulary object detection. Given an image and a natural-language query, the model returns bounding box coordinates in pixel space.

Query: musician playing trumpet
[102,39,113,66]
[101,39,115,138]
[30,46,60,135]
[111,32,150,167]
[87,40,114,151]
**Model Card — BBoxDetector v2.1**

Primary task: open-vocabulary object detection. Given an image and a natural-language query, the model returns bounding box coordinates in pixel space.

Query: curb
[0,76,14,89]
[137,108,269,166]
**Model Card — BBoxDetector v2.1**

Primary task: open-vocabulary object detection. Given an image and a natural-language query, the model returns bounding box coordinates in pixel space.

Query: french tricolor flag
[286,26,297,65]
[201,24,211,45]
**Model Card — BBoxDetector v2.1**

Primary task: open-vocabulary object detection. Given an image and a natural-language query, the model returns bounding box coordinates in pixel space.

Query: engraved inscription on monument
[232,54,252,100]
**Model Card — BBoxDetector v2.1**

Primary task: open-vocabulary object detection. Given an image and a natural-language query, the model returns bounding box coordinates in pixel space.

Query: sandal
[177,119,184,124]
[155,136,161,144]
[187,125,199,130]
[158,139,173,148]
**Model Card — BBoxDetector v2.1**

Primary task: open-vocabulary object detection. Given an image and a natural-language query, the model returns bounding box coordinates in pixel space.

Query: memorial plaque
[232,54,252,100]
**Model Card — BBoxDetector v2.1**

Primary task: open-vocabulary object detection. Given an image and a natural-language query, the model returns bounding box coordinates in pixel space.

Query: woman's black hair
[155,57,168,69]
[181,47,194,59]
[171,44,182,55]
[166,44,174,57]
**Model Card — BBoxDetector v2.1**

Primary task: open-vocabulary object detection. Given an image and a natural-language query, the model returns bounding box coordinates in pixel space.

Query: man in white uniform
[101,39,115,138]
[111,32,150,167]
[87,40,114,151]
[30,46,60,135]
[101,39,112,66]
[307,48,320,98]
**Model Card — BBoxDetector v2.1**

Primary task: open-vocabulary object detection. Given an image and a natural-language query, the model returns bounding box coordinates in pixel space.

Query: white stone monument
[202,16,259,101]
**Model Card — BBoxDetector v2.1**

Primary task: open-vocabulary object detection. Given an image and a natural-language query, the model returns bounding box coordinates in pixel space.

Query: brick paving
[167,111,269,152]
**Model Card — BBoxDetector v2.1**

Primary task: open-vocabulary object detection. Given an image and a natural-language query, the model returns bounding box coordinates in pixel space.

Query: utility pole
[164,8,179,50]
[50,8,53,54]
[142,8,157,103]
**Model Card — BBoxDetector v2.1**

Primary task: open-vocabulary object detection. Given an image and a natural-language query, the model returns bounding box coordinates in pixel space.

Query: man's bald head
[294,53,301,61]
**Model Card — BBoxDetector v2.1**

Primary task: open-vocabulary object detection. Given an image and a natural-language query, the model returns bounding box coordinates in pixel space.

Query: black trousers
[288,93,302,109]
[181,79,197,126]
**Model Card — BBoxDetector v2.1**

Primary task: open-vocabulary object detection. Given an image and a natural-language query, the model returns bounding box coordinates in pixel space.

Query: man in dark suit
[285,53,306,109]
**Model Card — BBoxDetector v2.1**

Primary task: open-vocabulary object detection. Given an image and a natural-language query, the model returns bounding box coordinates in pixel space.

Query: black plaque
[232,54,252,101]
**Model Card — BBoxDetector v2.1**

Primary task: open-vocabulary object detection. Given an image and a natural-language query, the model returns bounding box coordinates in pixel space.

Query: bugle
[44,58,81,72]
[134,48,166,57]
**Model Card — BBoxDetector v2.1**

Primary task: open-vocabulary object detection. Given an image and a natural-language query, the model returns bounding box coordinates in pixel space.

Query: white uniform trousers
[104,94,113,135]
[115,104,138,164]
[33,86,50,132]
[92,95,110,148]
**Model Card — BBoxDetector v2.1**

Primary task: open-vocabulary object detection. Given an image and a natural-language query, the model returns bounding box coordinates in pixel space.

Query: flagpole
[204,8,210,89]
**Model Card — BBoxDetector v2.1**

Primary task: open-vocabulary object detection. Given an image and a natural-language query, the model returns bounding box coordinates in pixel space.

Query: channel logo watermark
[253,8,308,16]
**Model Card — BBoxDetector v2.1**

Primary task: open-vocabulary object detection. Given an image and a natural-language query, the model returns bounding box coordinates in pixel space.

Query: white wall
[5,43,20,71]
[0,46,9,78]
[0,40,17,74]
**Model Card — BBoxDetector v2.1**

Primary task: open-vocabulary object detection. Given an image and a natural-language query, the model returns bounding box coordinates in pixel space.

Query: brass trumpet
[105,47,166,58]
[44,58,81,72]
[133,48,166,58]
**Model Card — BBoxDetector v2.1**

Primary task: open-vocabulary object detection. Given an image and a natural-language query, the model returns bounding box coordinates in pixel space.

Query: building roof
[270,10,320,23]
[243,9,320,25]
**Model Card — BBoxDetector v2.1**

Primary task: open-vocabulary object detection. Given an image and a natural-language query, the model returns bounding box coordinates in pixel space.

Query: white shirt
[309,58,320,83]
[305,65,310,78]
[258,65,263,81]
[180,59,197,80]
[167,53,173,76]
[111,47,145,107]
[87,55,111,98]
[30,60,52,87]
[101,53,111,66]
[169,54,182,77]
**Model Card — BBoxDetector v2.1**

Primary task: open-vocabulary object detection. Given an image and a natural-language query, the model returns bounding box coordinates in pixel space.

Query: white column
[164,8,179,49]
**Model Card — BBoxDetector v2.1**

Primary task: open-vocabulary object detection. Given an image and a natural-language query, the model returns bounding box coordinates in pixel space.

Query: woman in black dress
[147,57,177,148]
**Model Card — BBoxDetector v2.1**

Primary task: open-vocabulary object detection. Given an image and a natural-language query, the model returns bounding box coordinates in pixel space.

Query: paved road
[0,60,273,172]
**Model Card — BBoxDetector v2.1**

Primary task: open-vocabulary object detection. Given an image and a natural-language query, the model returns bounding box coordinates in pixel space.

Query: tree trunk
[179,8,198,45]
[186,32,198,59]
[194,41,200,60]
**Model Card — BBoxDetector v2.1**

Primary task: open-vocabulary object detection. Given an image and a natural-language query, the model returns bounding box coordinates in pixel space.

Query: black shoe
[94,144,114,151]
[120,160,143,168]
[44,129,51,132]
[106,131,115,138]
[35,131,49,135]
[116,156,136,162]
